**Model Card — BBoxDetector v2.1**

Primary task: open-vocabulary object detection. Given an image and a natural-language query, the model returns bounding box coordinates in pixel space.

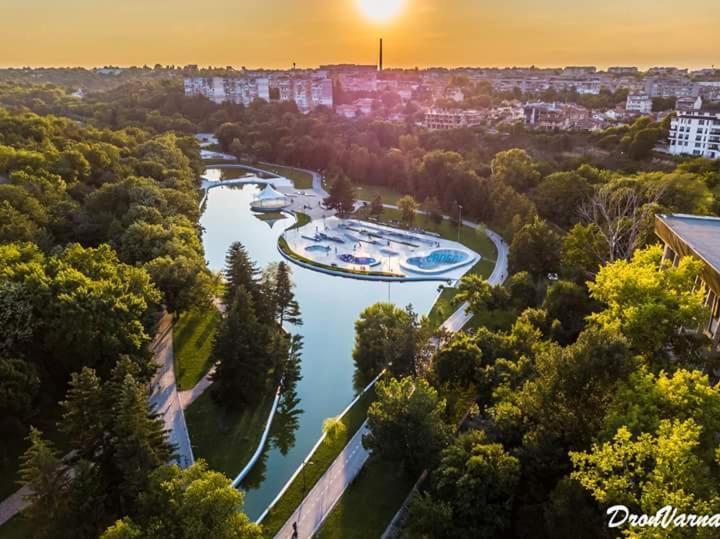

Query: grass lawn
[0,515,31,539]
[354,183,405,206]
[260,387,376,538]
[287,212,311,231]
[185,391,274,479]
[173,304,222,391]
[315,458,414,539]
[248,163,314,190]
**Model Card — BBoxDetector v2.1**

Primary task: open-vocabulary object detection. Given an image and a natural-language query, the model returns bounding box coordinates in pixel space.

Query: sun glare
[357,0,405,23]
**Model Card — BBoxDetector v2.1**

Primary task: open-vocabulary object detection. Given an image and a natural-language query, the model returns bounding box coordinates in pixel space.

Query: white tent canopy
[256,184,287,201]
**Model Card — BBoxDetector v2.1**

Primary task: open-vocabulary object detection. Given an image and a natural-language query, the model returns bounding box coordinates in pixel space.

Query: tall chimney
[379,38,383,71]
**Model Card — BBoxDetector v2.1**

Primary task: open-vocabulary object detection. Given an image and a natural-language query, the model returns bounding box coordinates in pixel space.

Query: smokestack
[379,38,383,71]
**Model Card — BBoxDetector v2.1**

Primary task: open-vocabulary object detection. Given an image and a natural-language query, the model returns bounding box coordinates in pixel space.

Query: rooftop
[657,214,720,272]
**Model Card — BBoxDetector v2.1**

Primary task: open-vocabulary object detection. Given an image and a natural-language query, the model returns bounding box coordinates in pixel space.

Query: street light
[457,204,463,243]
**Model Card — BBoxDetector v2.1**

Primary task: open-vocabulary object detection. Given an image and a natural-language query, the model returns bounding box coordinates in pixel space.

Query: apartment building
[523,102,590,130]
[625,93,653,114]
[668,110,720,159]
[424,109,484,130]
[184,73,333,112]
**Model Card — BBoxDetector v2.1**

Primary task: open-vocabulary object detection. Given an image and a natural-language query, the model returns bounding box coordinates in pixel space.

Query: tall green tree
[397,195,420,226]
[508,217,562,278]
[323,174,355,215]
[363,377,452,477]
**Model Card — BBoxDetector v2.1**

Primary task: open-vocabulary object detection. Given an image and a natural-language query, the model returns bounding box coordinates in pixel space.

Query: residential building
[608,66,639,75]
[563,66,597,76]
[655,214,720,351]
[523,102,590,130]
[668,110,720,159]
[626,93,653,114]
[676,96,704,112]
[183,73,333,112]
[424,109,484,130]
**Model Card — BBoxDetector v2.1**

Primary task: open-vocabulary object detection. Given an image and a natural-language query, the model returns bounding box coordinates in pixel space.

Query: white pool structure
[280,217,480,282]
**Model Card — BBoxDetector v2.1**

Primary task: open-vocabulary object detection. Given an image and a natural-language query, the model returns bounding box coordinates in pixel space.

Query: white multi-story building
[668,110,720,160]
[184,73,333,112]
[424,109,484,130]
[626,93,653,114]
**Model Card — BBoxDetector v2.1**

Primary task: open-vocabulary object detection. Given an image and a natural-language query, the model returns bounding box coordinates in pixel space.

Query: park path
[271,221,509,538]
[149,313,195,468]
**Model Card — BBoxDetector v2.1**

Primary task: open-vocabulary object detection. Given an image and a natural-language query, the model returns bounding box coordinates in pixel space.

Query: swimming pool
[401,249,476,274]
[305,245,331,253]
[338,254,379,266]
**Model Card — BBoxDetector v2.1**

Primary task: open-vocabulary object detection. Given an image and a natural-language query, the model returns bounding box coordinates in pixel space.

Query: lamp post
[457,204,463,243]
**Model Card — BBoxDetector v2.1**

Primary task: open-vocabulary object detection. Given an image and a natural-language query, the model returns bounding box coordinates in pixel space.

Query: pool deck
[280,217,480,283]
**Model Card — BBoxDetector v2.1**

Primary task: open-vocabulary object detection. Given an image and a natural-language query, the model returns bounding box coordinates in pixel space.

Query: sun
[357,0,405,23]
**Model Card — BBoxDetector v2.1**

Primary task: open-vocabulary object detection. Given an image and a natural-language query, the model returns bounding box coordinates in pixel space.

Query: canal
[199,176,439,518]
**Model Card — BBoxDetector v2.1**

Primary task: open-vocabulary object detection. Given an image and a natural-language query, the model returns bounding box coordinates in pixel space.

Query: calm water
[200,181,439,518]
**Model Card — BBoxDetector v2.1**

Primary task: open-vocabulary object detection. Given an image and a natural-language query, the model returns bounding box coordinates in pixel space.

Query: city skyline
[2,0,719,69]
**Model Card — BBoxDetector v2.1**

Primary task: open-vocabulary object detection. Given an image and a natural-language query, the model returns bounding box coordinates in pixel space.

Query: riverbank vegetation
[173,303,222,390]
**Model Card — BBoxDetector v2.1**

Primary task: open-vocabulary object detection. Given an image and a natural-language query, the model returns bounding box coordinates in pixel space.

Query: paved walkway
[149,313,195,468]
[274,422,372,539]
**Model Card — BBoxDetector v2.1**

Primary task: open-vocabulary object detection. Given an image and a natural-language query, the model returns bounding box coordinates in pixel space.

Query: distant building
[626,93,653,114]
[563,66,597,76]
[608,66,639,75]
[676,96,704,112]
[667,110,720,159]
[424,109,483,130]
[655,214,720,351]
[183,73,333,112]
[648,67,689,76]
[523,102,590,130]
[445,87,465,103]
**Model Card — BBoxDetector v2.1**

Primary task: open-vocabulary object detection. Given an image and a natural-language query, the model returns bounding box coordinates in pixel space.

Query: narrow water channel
[200,179,439,518]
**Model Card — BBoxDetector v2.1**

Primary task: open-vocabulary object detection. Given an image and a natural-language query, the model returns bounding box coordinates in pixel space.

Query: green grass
[185,391,274,479]
[287,212,311,231]
[173,304,222,391]
[260,387,376,537]
[248,163,314,190]
[315,457,414,539]
[354,183,405,206]
[0,515,31,539]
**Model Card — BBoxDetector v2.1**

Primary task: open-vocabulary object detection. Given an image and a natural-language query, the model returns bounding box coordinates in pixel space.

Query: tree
[397,195,420,226]
[369,195,383,217]
[491,148,541,192]
[322,417,347,441]
[531,171,593,229]
[323,174,355,215]
[571,419,719,529]
[508,218,562,278]
[0,357,40,435]
[432,332,483,390]
[363,377,451,477]
[222,242,260,307]
[543,280,593,343]
[271,262,302,326]
[19,428,70,539]
[426,430,521,539]
[352,303,423,377]
[211,286,270,408]
[455,274,493,314]
[588,245,708,358]
[101,461,262,539]
[561,223,609,281]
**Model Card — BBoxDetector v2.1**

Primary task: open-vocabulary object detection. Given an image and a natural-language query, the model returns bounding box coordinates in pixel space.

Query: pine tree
[274,262,302,326]
[323,174,356,215]
[211,286,268,408]
[223,242,259,306]
[59,367,106,460]
[19,428,71,539]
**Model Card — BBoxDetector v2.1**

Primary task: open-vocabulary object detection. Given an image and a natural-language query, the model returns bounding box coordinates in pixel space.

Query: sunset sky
[3,0,719,69]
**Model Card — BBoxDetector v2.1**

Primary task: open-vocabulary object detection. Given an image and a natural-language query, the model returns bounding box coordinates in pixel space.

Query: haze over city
[2,0,719,69]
